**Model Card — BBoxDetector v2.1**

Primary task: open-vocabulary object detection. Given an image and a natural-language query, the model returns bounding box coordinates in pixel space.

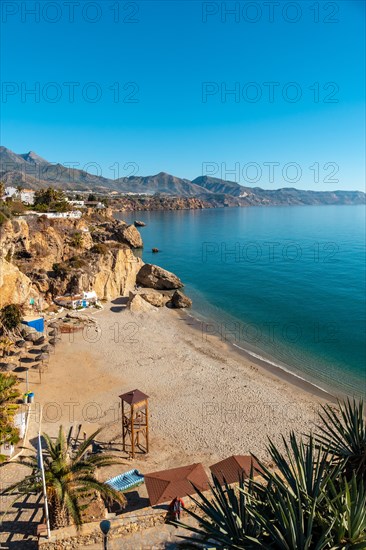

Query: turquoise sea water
[117,206,366,399]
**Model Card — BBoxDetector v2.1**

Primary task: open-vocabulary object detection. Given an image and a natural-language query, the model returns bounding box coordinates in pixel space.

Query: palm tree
[314,398,366,481]
[1,426,126,529]
[0,373,20,461]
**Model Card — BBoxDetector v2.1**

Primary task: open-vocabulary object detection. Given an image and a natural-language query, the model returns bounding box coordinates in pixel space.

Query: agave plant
[1,426,126,529]
[326,473,366,548]
[175,430,364,549]
[314,399,366,481]
[176,471,266,549]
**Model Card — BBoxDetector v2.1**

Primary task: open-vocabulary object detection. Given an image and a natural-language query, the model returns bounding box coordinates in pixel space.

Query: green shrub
[69,256,87,269]
[91,243,108,255]
[71,232,83,248]
[0,304,22,331]
[52,263,70,278]
[0,205,12,225]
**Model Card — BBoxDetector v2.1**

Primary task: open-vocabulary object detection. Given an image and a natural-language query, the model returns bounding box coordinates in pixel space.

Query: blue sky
[1,0,365,190]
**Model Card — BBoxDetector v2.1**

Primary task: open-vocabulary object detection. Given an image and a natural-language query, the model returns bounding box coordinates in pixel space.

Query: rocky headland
[0,212,189,311]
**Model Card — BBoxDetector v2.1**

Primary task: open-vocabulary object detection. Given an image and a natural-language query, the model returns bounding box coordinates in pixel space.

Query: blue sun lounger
[105,469,144,492]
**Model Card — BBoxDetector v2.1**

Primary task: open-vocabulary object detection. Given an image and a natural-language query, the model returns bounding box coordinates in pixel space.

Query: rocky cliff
[0,214,143,307]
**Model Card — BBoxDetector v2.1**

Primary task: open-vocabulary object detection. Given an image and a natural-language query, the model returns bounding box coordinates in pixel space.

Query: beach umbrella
[34,336,45,346]
[19,356,36,364]
[13,366,28,373]
[36,353,49,362]
[16,339,26,348]
[0,362,14,372]
[48,338,57,346]
[25,333,40,342]
[41,345,50,353]
[144,463,210,506]
[209,455,263,486]
[7,349,21,357]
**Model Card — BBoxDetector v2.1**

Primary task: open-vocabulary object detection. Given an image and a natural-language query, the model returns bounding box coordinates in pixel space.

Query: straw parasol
[144,463,210,506]
[35,353,49,362]
[0,362,15,372]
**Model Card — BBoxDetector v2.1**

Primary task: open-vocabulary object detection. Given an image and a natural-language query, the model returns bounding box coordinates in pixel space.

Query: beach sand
[26,300,330,477]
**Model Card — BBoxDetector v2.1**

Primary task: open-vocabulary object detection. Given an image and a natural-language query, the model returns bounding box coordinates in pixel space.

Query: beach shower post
[120,389,149,458]
[99,520,111,550]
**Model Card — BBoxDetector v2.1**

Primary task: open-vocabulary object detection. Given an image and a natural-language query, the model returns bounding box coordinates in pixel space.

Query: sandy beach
[25,299,330,476]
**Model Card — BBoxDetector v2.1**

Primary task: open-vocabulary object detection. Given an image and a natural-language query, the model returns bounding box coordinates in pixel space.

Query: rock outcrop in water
[168,290,192,309]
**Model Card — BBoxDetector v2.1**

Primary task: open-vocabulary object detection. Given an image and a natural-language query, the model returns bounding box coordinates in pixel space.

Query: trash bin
[27,392,34,404]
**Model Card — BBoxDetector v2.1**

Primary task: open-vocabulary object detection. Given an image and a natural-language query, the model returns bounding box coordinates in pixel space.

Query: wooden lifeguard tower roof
[119,389,149,405]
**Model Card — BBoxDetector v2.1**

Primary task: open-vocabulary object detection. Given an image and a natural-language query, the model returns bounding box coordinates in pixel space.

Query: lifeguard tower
[120,389,149,458]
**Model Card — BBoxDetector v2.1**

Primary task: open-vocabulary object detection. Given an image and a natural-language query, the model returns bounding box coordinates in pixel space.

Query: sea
[117,205,366,399]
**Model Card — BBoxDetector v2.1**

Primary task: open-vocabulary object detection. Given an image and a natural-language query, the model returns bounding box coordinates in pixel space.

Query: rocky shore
[111,195,243,212]
[0,212,191,311]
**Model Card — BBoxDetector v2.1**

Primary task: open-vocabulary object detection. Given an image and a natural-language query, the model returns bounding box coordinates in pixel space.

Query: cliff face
[113,196,217,212]
[0,215,143,306]
[0,258,39,309]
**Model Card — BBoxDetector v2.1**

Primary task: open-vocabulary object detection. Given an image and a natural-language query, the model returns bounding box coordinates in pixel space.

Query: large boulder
[92,248,143,301]
[127,292,157,313]
[115,224,143,249]
[136,264,183,290]
[168,290,192,309]
[139,289,170,307]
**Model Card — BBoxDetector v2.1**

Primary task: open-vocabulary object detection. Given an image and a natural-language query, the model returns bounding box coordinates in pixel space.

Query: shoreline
[29,302,330,469]
[175,309,338,403]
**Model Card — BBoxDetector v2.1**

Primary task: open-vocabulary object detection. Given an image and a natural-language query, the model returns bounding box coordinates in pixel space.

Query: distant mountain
[18,151,49,164]
[0,146,115,191]
[116,172,210,197]
[0,146,364,206]
[192,175,246,196]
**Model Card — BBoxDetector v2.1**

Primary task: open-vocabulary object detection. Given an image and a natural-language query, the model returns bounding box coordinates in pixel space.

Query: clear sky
[1,0,365,190]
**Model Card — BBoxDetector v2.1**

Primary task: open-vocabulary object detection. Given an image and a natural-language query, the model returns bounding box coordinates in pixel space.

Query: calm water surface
[118,205,366,398]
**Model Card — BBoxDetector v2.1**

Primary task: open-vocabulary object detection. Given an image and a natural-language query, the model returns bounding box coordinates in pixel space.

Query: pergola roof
[144,463,209,505]
[209,455,263,485]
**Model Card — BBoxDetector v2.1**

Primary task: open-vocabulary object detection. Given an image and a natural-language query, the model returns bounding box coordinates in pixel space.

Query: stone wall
[38,504,187,549]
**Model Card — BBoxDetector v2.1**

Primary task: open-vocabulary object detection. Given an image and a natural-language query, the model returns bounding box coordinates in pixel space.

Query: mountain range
[1,146,364,206]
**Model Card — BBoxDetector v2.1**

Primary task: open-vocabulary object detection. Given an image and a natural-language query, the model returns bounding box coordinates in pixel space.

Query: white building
[3,186,35,205]
[33,210,82,219]
[54,290,99,309]
[20,189,35,205]
[67,199,85,207]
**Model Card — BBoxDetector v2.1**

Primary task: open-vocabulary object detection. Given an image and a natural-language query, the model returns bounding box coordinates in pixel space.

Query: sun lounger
[105,469,144,492]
